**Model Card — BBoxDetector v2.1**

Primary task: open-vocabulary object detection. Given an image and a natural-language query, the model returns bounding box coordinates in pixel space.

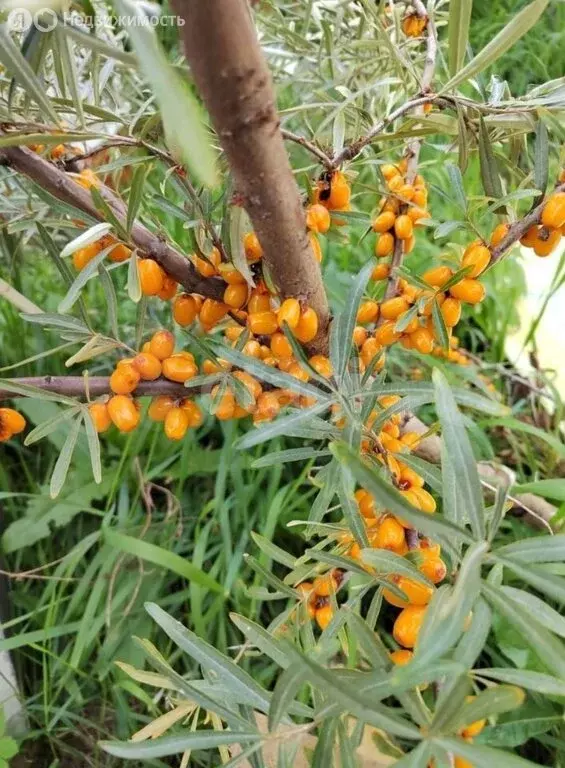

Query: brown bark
[171,0,330,345]
[0,144,226,300]
[0,376,189,401]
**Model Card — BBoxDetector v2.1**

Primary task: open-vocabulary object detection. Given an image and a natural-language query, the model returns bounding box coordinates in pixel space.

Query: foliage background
[0,0,564,766]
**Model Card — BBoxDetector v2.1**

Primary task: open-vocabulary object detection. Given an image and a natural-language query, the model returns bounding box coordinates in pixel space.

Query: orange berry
[462,243,491,278]
[313,572,339,597]
[253,392,281,423]
[441,297,461,327]
[109,363,140,395]
[375,320,401,346]
[247,292,271,314]
[224,283,248,309]
[0,407,26,438]
[372,211,396,233]
[108,242,132,264]
[324,171,351,210]
[371,263,390,281]
[381,164,401,181]
[449,279,486,304]
[277,298,301,330]
[453,757,474,768]
[306,203,331,234]
[402,13,427,37]
[88,402,111,433]
[158,274,178,300]
[393,605,426,649]
[149,331,175,360]
[270,332,293,359]
[490,222,510,247]
[180,399,203,427]
[243,232,263,262]
[410,327,434,355]
[380,296,410,321]
[72,241,101,271]
[375,232,395,258]
[200,299,229,328]
[357,300,380,324]
[520,225,541,248]
[354,489,375,519]
[132,352,162,381]
[247,311,279,336]
[75,168,99,189]
[193,248,221,277]
[148,395,175,422]
[407,206,429,224]
[107,395,140,433]
[138,259,165,296]
[243,340,263,358]
[315,604,334,630]
[394,214,413,241]
[173,294,199,327]
[541,192,565,229]
[360,337,384,368]
[352,326,368,347]
[398,184,415,201]
[218,264,246,284]
[309,355,332,377]
[162,353,197,383]
[212,386,236,420]
[403,235,416,254]
[383,577,433,608]
[371,517,406,552]
[534,228,561,257]
[164,407,189,441]
[422,265,453,287]
[294,307,318,343]
[387,175,404,193]
[390,649,413,666]
[419,554,446,585]
[288,362,309,382]
[309,232,323,263]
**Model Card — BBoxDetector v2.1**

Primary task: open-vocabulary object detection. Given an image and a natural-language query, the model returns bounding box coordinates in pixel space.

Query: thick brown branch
[0,376,190,401]
[0,143,226,300]
[171,0,329,346]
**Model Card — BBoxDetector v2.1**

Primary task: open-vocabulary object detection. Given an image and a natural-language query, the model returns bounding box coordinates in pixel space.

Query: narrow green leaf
[475,668,565,697]
[237,401,332,450]
[432,299,450,351]
[0,26,58,121]
[448,0,473,77]
[145,603,272,712]
[24,406,80,446]
[500,586,565,638]
[115,0,218,187]
[58,244,114,314]
[495,534,565,563]
[56,25,85,128]
[50,416,81,498]
[105,532,223,593]
[482,416,565,458]
[478,117,503,200]
[534,119,549,196]
[494,555,565,604]
[433,369,485,539]
[446,163,468,212]
[83,410,102,484]
[60,223,112,259]
[441,0,549,92]
[127,164,150,234]
[127,250,142,303]
[312,719,338,768]
[360,549,433,587]
[331,259,375,382]
[229,206,255,287]
[513,479,565,502]
[450,686,526,735]
[435,738,542,768]
[97,263,119,340]
[252,447,330,468]
[481,582,565,679]
[268,666,305,731]
[101,732,261,760]
[230,614,293,670]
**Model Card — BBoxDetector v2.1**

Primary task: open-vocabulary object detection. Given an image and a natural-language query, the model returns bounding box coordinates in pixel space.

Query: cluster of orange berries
[520,183,565,257]
[0,407,26,443]
[88,330,201,440]
[296,397,447,649]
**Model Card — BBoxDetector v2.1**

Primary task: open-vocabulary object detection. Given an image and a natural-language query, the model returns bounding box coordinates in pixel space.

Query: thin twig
[280,129,334,169]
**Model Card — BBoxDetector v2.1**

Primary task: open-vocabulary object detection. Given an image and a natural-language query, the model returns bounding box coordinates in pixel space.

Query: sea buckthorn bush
[1,0,565,766]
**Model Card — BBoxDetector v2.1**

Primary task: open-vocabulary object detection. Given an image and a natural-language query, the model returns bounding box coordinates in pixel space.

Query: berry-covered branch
[0,376,189,401]
[170,0,330,346]
[0,143,226,301]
